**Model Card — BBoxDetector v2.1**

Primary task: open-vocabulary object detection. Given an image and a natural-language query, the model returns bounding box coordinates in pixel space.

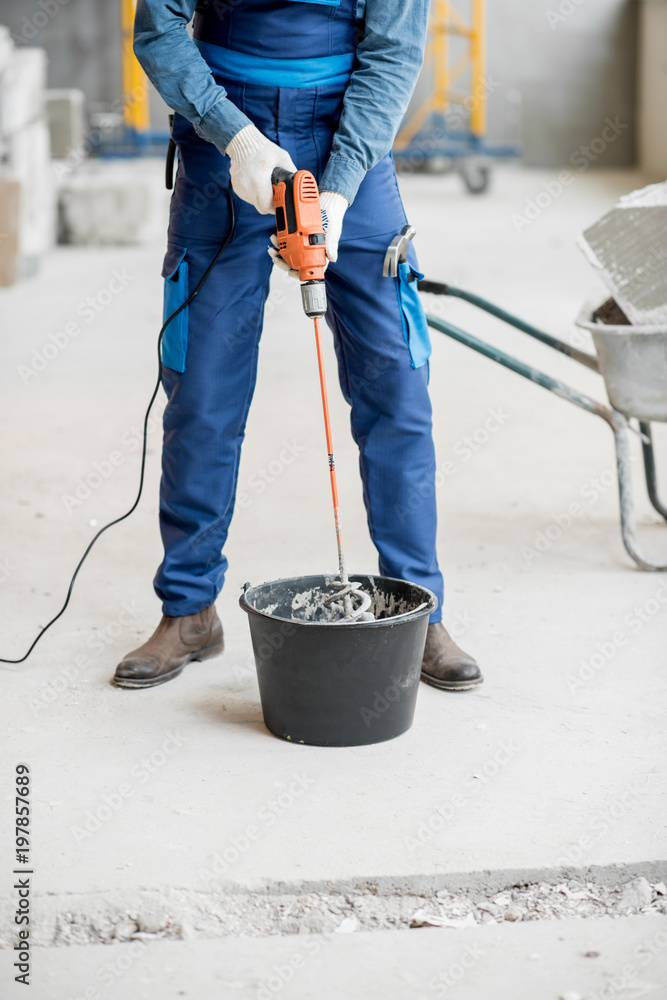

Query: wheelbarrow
[418,279,667,572]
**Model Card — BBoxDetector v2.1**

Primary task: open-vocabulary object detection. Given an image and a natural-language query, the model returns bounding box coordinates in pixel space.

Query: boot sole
[113,640,224,690]
[420,669,483,692]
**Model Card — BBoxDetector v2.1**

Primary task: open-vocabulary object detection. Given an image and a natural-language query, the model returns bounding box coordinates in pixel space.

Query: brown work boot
[113,606,223,689]
[421,622,483,691]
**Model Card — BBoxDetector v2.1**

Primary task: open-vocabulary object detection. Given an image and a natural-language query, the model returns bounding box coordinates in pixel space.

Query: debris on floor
[40,877,667,947]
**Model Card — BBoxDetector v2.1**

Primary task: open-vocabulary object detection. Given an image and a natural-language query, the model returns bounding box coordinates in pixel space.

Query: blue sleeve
[133,0,251,152]
[320,0,430,204]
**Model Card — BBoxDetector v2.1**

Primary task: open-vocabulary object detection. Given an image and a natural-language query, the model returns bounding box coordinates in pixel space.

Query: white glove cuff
[319,190,349,217]
[225,123,267,161]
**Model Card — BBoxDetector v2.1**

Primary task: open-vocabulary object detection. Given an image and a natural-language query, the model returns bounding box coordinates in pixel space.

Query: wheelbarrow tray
[576,311,667,423]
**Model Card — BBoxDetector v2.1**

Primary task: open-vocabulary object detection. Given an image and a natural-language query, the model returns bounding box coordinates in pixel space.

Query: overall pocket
[397,262,431,369]
[161,244,189,373]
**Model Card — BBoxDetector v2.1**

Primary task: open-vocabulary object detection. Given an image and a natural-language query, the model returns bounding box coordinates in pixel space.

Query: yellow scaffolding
[120,0,150,134]
[394,0,486,153]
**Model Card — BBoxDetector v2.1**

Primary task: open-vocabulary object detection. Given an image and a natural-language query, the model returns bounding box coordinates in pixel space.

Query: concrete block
[58,173,151,245]
[578,181,667,327]
[0,25,13,75]
[6,120,56,270]
[0,46,47,138]
[46,88,85,159]
[0,38,54,278]
[0,26,13,160]
[0,175,20,286]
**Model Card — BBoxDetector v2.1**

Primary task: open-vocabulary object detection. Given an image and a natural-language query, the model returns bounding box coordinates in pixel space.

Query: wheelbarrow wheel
[460,159,490,194]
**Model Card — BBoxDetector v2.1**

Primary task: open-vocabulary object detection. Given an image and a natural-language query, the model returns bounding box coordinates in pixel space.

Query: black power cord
[0,185,236,665]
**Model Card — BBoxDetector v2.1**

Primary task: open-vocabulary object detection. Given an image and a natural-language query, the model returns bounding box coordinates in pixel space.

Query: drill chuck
[300,280,327,319]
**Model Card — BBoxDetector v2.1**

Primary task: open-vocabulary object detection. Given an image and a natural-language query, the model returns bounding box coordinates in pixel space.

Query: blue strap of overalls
[195,39,355,88]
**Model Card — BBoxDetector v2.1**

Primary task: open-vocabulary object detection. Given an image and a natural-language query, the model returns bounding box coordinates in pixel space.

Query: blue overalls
[156,0,445,621]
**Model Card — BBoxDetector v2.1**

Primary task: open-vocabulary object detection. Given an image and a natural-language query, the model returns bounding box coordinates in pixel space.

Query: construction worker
[114,0,483,693]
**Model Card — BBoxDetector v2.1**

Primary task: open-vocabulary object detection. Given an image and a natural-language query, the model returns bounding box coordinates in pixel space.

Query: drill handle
[272,167,298,238]
[271,167,295,188]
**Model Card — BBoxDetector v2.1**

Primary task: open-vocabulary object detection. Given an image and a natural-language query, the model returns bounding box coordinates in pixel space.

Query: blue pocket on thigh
[161,245,189,373]
[397,262,431,369]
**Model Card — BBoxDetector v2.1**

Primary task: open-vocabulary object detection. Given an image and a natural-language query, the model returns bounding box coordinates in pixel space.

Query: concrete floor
[30,917,667,1000]
[1,163,666,997]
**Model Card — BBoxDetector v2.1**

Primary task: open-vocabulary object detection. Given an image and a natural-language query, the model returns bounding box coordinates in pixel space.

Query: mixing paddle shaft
[312,317,373,622]
[271,167,372,621]
[313,316,352,617]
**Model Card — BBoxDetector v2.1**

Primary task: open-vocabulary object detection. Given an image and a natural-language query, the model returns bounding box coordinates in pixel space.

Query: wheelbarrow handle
[423,293,667,573]
[418,280,600,373]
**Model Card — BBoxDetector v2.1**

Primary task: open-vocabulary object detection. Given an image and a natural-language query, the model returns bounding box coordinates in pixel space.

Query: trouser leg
[154,129,275,614]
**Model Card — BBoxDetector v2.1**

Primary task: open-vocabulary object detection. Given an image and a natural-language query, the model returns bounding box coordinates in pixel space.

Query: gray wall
[637,0,667,178]
[1,0,120,111]
[485,0,637,166]
[0,0,638,167]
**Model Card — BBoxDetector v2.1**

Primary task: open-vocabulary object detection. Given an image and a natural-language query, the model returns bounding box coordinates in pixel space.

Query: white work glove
[319,190,348,263]
[226,123,296,215]
[268,189,349,278]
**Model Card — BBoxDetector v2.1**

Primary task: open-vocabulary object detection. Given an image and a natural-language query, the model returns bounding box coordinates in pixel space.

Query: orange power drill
[272,167,327,319]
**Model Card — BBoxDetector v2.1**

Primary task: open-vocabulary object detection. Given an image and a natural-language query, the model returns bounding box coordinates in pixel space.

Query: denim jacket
[134,0,429,203]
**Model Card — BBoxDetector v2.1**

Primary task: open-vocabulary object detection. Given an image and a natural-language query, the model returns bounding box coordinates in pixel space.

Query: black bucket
[239,573,437,747]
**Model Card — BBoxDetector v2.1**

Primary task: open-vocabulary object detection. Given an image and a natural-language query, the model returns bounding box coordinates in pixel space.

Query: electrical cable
[0,184,236,664]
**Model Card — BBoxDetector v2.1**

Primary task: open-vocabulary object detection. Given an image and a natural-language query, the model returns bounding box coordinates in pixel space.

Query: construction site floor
[1,163,665,998]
